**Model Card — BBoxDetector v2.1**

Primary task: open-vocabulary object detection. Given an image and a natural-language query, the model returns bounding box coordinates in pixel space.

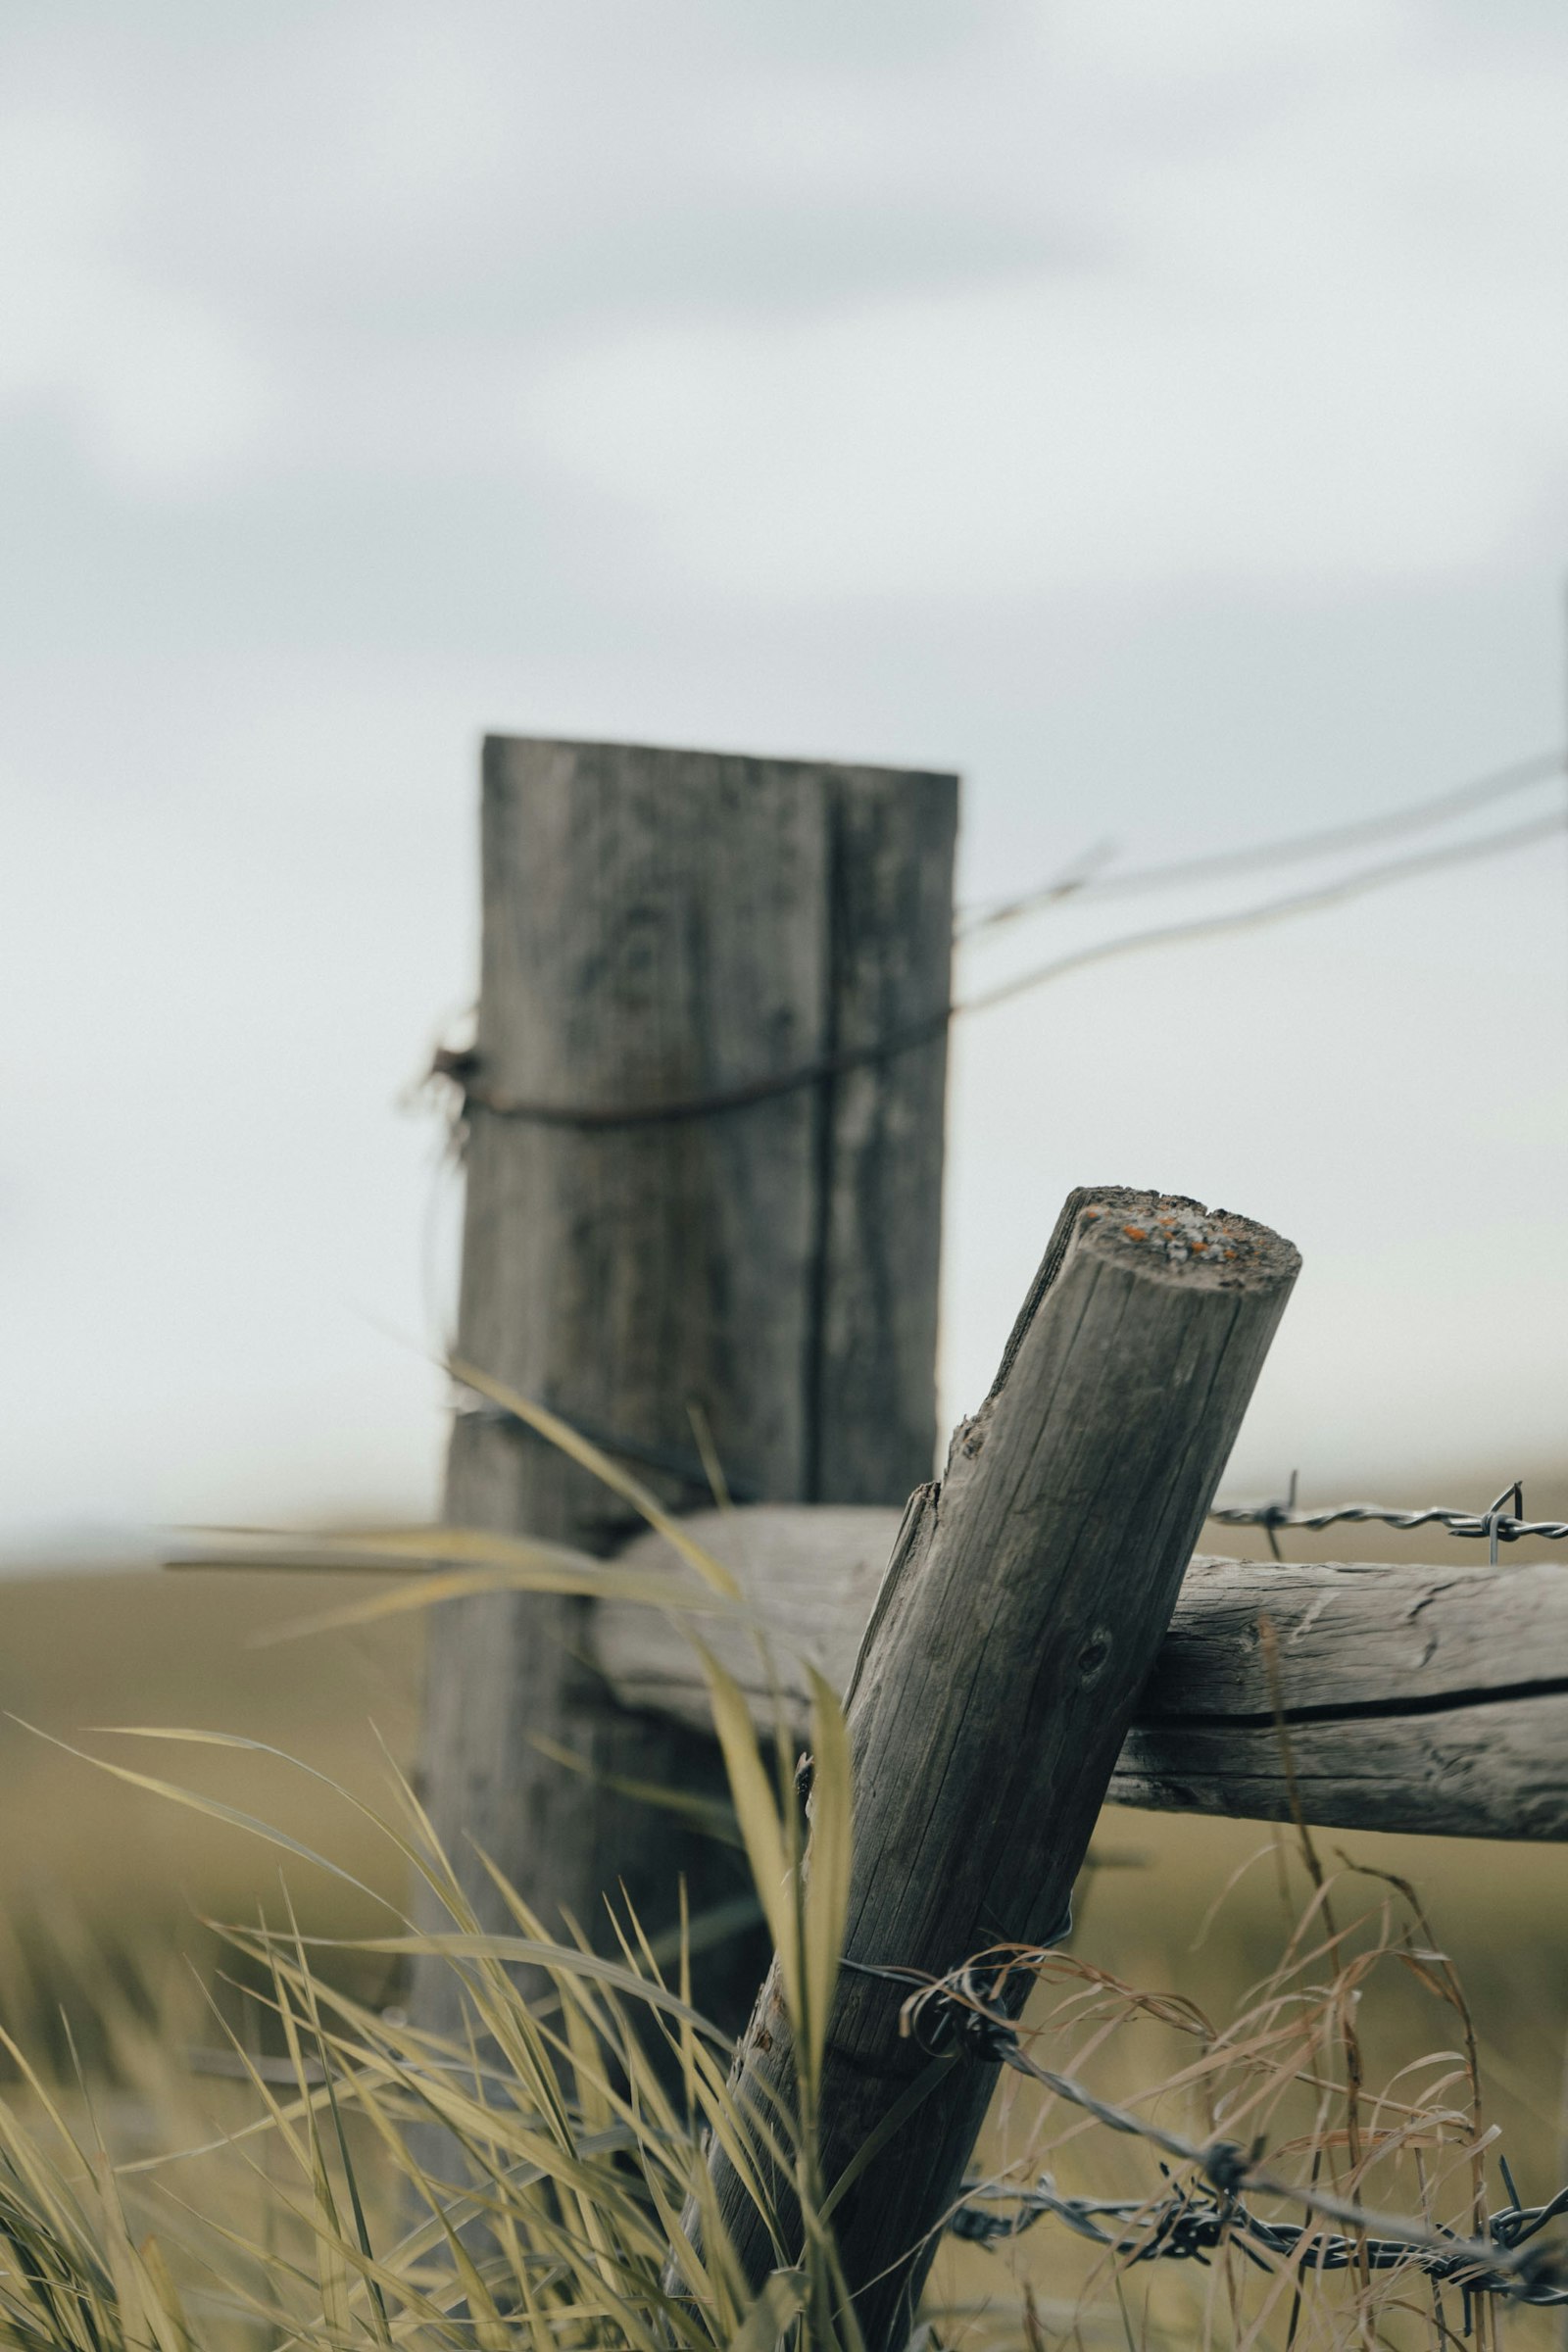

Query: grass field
[0,1485,1564,2346]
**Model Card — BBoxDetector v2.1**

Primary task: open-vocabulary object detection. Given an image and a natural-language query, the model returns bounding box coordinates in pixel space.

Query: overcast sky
[5,0,1568,1554]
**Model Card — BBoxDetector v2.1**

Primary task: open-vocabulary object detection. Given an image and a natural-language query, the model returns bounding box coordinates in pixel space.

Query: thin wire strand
[1209,1500,1568,1545]
[961,748,1566,936]
[853,1959,1568,2306]
[960,804,1568,1026]
[438,803,1568,1132]
[947,2173,1568,2304]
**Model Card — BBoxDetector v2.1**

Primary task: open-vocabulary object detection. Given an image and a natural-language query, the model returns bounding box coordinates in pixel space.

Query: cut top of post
[985,1186,1299,1411]
[1073,1192,1300,1286]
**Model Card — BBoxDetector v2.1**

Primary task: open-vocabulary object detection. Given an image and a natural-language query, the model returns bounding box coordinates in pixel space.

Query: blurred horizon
[5,0,1568,1553]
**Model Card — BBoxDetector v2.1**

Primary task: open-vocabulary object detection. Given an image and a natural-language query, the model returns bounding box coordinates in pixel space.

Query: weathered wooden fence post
[415,736,956,2034]
[692,1186,1298,2348]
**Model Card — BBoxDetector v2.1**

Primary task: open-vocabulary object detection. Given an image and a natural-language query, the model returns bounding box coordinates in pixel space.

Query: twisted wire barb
[1211,1475,1567,1556]
[848,1960,1568,2307]
[948,2175,1568,2307]
[1211,1502,1568,1544]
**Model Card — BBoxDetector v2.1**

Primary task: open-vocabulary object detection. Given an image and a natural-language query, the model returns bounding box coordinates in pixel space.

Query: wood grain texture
[415,737,956,2037]
[1117,1554,1568,1837]
[690,1188,1298,2349]
[597,1533,1568,1841]
[1113,1696,1568,1840]
[598,1505,899,1729]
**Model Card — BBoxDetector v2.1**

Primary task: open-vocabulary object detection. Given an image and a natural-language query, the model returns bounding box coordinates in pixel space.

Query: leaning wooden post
[694,1187,1299,2348]
[415,737,956,2036]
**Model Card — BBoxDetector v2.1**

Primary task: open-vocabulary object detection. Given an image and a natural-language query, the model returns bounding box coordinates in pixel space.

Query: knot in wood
[1076,1629,1112,1686]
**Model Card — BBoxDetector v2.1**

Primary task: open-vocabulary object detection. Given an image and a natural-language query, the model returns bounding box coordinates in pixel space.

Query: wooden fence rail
[597,1516,1568,1842]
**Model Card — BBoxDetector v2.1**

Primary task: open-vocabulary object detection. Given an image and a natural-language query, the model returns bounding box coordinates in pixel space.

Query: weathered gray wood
[1135,1554,1568,1716]
[415,737,956,2037]
[599,1505,901,1727]
[1117,1553,1568,1838]
[690,1187,1298,2349]
[595,1531,1568,1840]
[1115,1695,1568,1840]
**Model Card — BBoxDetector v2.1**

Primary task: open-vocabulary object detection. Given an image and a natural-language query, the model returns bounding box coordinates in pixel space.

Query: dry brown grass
[0,1476,1563,2349]
[933,1816,1568,2349]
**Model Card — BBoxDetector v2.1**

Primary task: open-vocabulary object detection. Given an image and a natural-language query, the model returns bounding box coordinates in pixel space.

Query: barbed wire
[837,1957,1568,2308]
[1213,1504,1568,1545]
[947,2171,1568,2310]
[460,1381,1567,1558]
[433,801,1568,1132]
[1209,1476,1568,1563]
[961,747,1566,936]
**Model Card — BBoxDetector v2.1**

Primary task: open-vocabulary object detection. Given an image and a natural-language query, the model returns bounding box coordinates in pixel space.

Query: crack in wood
[1139,1671,1568,1733]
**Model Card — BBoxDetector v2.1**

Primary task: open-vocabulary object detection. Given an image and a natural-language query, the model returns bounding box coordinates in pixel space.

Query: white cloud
[1045,0,1412,86]
[2,0,1567,1536]
[13,0,1568,557]
[506,14,1568,598]
[516,270,1568,600]
[0,103,275,492]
